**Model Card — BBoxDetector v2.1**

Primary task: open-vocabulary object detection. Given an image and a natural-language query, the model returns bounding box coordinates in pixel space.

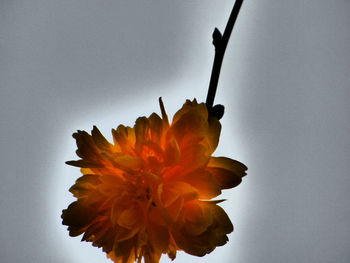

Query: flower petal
[110,239,135,262]
[148,113,164,144]
[112,125,136,155]
[171,99,221,155]
[62,199,100,236]
[161,181,199,206]
[180,169,221,199]
[81,216,115,253]
[163,137,180,166]
[179,143,210,169]
[91,125,113,151]
[117,205,141,229]
[102,153,143,172]
[207,157,247,189]
[69,174,101,198]
[134,117,150,147]
[147,222,170,253]
[172,201,233,257]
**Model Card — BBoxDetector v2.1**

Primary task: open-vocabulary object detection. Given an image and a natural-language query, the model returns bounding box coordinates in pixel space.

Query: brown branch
[206,0,245,117]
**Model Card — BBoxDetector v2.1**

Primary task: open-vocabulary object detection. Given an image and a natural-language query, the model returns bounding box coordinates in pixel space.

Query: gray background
[1,0,350,262]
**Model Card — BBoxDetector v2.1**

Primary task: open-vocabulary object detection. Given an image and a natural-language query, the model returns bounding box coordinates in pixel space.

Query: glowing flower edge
[62,99,247,263]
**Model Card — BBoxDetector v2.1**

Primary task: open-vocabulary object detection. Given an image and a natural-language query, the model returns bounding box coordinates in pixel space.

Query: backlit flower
[62,98,247,263]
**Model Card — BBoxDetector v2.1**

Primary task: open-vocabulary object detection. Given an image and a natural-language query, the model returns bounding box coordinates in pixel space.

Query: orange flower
[62,99,247,263]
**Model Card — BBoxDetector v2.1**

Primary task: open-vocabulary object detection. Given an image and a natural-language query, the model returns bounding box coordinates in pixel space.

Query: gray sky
[1,0,350,263]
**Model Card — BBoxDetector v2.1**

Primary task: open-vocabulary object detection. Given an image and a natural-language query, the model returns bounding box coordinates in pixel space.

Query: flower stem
[206,0,245,110]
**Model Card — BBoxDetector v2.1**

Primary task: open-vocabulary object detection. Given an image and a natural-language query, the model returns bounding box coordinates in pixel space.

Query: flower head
[62,99,247,263]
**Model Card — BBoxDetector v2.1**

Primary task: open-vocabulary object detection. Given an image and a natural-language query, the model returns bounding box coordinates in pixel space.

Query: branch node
[209,104,225,120]
[212,27,223,48]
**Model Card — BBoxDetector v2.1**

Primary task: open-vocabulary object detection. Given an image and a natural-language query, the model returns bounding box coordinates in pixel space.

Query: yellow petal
[172,99,207,124]
[117,205,141,229]
[148,112,164,144]
[69,174,101,198]
[112,125,136,155]
[147,222,170,253]
[206,116,221,152]
[179,143,209,169]
[163,137,180,166]
[179,169,221,199]
[161,181,198,206]
[171,99,221,156]
[134,117,150,147]
[103,153,143,172]
[181,201,211,236]
[80,168,94,175]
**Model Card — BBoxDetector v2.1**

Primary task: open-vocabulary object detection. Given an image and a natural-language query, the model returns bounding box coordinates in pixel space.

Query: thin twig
[206,0,245,111]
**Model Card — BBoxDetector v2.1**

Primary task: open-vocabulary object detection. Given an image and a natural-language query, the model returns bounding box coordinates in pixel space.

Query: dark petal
[73,130,99,159]
[207,157,247,188]
[172,202,233,257]
[82,217,115,253]
[206,167,243,189]
[61,200,100,236]
[91,125,112,150]
[65,160,104,168]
